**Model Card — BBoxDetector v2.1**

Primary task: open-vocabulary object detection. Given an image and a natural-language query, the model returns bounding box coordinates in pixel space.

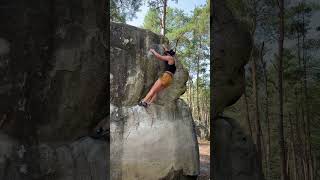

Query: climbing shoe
[138,101,148,107]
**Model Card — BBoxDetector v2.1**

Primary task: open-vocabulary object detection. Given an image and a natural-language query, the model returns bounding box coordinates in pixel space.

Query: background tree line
[224,0,320,179]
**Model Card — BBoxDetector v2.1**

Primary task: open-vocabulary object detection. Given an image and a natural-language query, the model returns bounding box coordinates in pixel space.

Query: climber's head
[161,44,175,56]
[164,49,176,57]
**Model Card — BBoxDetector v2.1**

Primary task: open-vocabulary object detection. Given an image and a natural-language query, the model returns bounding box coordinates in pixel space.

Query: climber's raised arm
[149,48,172,62]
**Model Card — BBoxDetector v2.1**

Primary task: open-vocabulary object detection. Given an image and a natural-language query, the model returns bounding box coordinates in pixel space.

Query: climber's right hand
[162,45,168,51]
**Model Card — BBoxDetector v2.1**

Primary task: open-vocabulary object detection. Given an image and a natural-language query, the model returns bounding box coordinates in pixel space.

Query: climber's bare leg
[148,94,157,104]
[147,84,165,104]
[142,79,162,102]
[148,88,161,104]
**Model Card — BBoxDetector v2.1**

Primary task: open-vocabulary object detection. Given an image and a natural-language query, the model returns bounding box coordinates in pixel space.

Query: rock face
[0,1,108,180]
[213,117,261,180]
[110,22,200,180]
[213,0,263,180]
[0,133,107,180]
[213,0,252,115]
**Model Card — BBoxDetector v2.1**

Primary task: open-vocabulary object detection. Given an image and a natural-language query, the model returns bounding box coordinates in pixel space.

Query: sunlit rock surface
[110,22,199,180]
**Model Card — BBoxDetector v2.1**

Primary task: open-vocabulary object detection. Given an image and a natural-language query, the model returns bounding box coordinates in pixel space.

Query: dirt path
[198,140,210,180]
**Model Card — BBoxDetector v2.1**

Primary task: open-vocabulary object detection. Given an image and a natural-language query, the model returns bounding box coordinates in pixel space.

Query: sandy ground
[198,140,210,180]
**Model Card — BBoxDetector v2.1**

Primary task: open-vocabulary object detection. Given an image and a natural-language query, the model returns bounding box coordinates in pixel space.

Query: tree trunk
[296,11,307,180]
[196,57,200,121]
[295,88,304,180]
[244,92,253,137]
[161,0,167,36]
[174,38,179,52]
[260,42,271,180]
[289,113,297,180]
[189,80,192,108]
[277,0,289,179]
[197,37,201,121]
[301,2,313,179]
[252,43,264,179]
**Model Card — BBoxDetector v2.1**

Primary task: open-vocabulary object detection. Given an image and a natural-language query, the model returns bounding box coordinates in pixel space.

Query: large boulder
[213,0,263,180]
[214,117,260,180]
[110,22,199,180]
[110,22,188,107]
[213,0,252,115]
[0,0,108,179]
[0,133,107,180]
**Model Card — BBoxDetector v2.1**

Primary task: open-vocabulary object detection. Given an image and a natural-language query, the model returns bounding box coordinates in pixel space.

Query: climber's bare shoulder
[157,55,174,64]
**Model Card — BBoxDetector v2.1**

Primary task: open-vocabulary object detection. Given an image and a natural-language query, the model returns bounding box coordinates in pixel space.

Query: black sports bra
[164,61,176,74]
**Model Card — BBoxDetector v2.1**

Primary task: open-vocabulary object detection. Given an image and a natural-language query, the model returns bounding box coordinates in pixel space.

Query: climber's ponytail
[165,49,175,57]
[168,49,175,56]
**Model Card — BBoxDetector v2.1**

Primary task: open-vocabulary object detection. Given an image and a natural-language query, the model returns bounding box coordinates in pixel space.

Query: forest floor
[198,140,210,180]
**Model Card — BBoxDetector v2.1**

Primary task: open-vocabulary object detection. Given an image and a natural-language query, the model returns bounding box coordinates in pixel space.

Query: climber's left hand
[149,48,155,53]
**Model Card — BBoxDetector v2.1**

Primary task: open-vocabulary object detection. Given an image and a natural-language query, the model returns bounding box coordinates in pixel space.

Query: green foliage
[110,0,143,23]
[285,2,315,39]
[143,8,161,33]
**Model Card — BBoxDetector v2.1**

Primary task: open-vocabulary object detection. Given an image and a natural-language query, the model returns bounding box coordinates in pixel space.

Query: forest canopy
[224,0,320,179]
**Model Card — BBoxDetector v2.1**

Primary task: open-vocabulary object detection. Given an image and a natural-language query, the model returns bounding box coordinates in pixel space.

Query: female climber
[138,46,176,107]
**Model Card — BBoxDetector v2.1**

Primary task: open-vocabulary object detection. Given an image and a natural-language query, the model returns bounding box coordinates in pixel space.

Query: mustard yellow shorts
[159,72,173,88]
